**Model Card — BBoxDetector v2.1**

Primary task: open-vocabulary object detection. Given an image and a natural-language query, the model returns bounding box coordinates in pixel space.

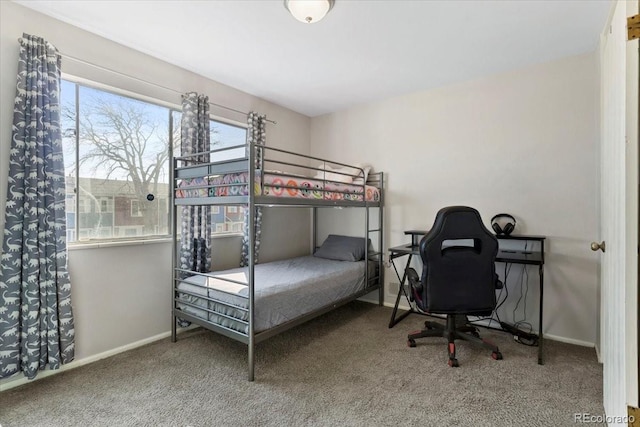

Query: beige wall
[0,0,311,376]
[0,0,602,384]
[311,53,600,344]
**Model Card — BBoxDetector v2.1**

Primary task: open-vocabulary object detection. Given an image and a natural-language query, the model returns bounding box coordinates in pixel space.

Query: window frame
[209,118,248,237]
[62,74,250,246]
[62,74,177,246]
[99,197,113,213]
[173,111,249,238]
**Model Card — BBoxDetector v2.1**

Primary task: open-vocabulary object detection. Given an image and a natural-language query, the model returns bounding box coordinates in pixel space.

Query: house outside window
[61,77,249,243]
[131,200,143,217]
[172,112,248,236]
[61,79,172,242]
[99,197,113,213]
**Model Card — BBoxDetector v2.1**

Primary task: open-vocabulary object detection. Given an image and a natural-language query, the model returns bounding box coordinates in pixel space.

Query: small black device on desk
[388,229,546,365]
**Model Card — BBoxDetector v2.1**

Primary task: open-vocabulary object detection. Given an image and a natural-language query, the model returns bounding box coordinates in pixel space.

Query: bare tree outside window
[62,81,173,241]
[61,79,248,243]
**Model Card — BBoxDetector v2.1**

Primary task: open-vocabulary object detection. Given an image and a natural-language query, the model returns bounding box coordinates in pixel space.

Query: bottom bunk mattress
[176,256,375,334]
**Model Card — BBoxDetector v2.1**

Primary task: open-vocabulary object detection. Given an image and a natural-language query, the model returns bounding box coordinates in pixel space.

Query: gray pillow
[314,235,370,262]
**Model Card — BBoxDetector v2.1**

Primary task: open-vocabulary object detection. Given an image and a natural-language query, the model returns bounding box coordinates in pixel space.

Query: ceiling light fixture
[284,0,335,24]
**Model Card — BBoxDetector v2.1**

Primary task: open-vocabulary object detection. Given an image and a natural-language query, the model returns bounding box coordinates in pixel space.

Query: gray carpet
[0,302,603,427]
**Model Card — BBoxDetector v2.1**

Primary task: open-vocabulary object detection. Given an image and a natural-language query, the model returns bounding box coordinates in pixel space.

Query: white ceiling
[15,0,611,117]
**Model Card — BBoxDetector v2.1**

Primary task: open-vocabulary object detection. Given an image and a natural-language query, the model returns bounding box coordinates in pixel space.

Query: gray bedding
[176,256,375,333]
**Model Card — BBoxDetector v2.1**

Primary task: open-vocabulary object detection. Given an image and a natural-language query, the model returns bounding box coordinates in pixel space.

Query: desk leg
[388,254,414,328]
[538,263,544,365]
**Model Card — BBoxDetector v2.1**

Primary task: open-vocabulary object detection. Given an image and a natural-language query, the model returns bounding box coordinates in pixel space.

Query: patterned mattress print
[176,171,380,202]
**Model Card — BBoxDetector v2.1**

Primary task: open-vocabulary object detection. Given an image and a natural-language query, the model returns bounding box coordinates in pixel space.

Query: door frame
[598,0,639,418]
[631,0,640,408]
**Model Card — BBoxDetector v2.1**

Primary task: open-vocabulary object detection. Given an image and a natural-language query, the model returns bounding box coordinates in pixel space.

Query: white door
[598,0,639,422]
[626,0,640,410]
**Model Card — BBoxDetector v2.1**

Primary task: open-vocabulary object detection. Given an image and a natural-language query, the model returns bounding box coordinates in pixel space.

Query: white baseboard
[0,327,195,392]
[379,301,596,348]
[382,300,411,311]
[358,297,382,305]
[1,300,597,392]
[543,333,595,348]
[594,343,602,363]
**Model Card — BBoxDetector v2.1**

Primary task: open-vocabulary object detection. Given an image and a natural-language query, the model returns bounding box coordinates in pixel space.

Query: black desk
[388,230,546,365]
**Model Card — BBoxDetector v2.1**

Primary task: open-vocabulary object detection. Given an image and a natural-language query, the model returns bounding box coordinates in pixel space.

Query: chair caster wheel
[407,339,416,348]
[448,358,459,367]
[471,330,480,338]
[491,351,503,360]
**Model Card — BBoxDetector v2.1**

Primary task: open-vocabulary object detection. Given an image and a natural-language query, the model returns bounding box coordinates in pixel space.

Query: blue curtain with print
[178,93,211,277]
[0,34,75,379]
[239,112,266,267]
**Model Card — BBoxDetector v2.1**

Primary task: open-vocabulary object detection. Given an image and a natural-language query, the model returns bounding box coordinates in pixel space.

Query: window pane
[75,84,170,241]
[208,206,246,234]
[172,111,182,157]
[208,121,247,233]
[210,120,246,162]
[173,113,248,236]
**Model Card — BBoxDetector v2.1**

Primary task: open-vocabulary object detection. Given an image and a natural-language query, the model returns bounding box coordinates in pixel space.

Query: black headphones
[491,213,516,236]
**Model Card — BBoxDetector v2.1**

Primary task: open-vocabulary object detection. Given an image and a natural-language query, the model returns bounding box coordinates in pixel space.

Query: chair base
[407,315,503,367]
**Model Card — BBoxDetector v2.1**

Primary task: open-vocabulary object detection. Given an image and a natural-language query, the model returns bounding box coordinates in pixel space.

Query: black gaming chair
[406,206,503,367]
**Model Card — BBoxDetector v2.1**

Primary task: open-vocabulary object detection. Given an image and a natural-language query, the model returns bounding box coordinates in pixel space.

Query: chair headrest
[420,206,497,256]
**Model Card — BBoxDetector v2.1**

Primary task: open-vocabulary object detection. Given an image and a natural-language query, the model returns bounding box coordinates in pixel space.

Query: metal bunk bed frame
[170,141,384,381]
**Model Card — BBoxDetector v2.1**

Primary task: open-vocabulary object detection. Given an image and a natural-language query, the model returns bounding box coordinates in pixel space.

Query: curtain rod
[57,50,277,124]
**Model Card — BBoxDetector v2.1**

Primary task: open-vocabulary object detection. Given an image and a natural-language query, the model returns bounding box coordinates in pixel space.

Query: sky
[60,79,247,182]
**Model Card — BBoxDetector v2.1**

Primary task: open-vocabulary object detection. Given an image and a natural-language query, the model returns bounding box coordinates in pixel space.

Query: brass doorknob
[591,241,606,252]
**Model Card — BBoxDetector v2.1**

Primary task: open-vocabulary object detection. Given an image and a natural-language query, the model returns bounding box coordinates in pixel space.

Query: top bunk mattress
[176,256,374,333]
[175,171,381,203]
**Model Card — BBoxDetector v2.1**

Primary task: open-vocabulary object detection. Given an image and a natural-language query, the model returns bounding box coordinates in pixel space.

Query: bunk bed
[171,142,384,381]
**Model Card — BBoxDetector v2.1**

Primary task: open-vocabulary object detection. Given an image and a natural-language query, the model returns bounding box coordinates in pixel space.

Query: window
[77,198,90,214]
[172,112,248,236]
[207,205,246,234]
[99,197,113,213]
[209,119,247,162]
[66,194,75,213]
[61,79,172,242]
[131,200,143,217]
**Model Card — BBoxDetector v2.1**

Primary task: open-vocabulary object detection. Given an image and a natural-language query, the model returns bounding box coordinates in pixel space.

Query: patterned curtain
[0,34,75,379]
[240,112,266,267]
[178,93,211,277]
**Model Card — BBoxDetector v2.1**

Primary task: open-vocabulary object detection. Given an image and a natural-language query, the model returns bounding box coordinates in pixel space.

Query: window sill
[67,233,243,250]
[68,237,173,251]
[211,232,244,239]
